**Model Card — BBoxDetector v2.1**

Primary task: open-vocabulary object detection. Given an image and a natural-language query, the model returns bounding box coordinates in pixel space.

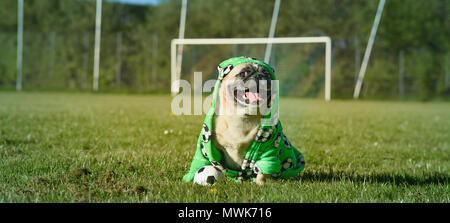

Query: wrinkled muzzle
[228,78,272,107]
[223,70,275,116]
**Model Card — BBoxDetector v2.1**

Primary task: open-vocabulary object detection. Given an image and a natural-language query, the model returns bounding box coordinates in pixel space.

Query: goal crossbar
[171,37,332,101]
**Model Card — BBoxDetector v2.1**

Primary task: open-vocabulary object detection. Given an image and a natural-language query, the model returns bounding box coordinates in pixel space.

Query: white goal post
[171,37,332,101]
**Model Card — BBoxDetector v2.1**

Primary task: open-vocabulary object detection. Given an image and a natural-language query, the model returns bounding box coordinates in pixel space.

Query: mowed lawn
[0,92,448,202]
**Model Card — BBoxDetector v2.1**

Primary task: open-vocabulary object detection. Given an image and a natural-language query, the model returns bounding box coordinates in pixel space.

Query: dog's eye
[238,71,247,77]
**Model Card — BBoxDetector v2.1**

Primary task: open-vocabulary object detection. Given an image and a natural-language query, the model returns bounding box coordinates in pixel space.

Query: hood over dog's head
[215,57,277,117]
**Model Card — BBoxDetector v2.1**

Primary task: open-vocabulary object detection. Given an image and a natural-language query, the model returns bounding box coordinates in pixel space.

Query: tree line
[0,0,448,99]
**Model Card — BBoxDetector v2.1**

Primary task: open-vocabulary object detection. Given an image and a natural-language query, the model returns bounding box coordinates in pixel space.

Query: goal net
[171,37,331,101]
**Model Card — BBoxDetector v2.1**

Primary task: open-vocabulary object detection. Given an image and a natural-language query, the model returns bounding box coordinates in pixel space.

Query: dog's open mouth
[233,87,271,106]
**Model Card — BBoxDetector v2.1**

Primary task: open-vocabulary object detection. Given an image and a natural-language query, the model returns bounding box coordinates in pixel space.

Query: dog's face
[218,63,273,116]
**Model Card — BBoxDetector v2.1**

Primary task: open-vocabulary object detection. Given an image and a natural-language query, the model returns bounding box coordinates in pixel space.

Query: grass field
[0,92,448,202]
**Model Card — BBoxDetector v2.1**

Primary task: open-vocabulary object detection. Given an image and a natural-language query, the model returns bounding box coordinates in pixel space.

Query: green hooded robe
[182,56,305,182]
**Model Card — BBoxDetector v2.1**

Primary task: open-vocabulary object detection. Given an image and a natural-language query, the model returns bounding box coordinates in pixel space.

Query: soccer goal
[171,37,332,101]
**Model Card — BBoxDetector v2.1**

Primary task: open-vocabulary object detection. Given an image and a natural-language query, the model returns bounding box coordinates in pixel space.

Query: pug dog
[213,63,273,184]
[182,56,305,185]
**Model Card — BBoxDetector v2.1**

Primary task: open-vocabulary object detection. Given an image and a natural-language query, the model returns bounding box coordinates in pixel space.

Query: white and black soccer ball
[281,158,294,171]
[273,132,282,148]
[223,64,233,75]
[252,164,261,174]
[219,64,234,80]
[202,124,211,143]
[255,128,273,142]
[193,165,224,186]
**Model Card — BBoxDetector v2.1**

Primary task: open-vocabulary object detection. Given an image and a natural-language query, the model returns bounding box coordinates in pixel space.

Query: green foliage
[0,0,448,99]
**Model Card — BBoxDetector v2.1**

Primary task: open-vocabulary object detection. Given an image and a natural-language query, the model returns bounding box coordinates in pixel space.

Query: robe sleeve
[254,146,281,175]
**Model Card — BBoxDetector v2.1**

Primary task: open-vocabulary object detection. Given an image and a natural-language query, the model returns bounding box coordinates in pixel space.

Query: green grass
[0,92,448,202]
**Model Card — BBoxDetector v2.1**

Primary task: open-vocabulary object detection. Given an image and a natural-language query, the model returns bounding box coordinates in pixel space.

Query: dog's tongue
[245,91,263,104]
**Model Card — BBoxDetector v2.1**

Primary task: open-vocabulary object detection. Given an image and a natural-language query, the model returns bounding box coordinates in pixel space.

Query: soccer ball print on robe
[202,124,211,143]
[271,132,306,179]
[218,64,234,80]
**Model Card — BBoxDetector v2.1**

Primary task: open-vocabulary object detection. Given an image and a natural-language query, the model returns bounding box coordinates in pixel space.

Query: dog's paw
[255,173,270,185]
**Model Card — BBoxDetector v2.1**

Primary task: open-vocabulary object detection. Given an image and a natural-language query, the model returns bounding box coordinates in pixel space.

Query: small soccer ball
[273,132,282,148]
[223,64,234,75]
[193,165,224,186]
[202,124,211,142]
[282,158,293,170]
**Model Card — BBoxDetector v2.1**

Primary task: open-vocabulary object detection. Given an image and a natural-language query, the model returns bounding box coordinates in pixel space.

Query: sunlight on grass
[0,92,448,202]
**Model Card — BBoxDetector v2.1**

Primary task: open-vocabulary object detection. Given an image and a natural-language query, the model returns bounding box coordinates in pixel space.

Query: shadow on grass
[2,138,37,146]
[294,169,449,186]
